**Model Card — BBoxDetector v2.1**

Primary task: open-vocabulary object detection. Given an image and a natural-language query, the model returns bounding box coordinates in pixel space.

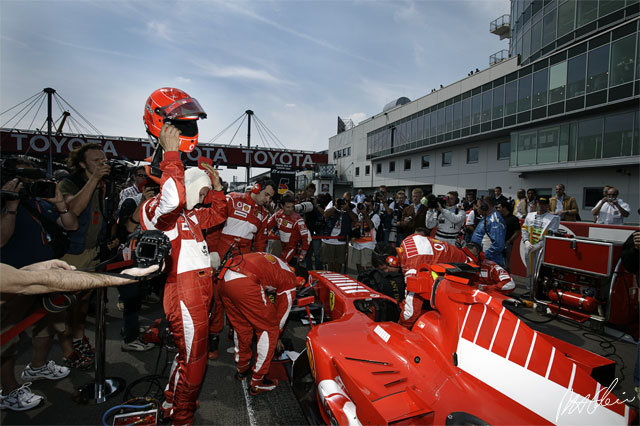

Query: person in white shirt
[348,197,381,273]
[425,191,466,245]
[354,189,366,204]
[591,187,630,225]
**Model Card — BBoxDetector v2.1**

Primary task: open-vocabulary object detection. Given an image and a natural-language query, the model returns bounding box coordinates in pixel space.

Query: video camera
[426,194,448,209]
[1,160,56,200]
[104,159,130,181]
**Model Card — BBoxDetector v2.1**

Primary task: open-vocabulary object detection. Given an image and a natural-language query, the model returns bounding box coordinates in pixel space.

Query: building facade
[329,0,639,222]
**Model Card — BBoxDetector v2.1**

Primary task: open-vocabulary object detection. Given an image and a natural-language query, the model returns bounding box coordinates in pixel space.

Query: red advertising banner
[0,129,328,170]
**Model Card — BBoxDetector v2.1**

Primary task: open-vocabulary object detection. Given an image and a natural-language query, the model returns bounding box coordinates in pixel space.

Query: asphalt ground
[1,275,638,425]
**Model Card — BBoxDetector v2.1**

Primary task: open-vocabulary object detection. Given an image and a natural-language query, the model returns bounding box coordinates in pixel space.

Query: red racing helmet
[143,87,207,152]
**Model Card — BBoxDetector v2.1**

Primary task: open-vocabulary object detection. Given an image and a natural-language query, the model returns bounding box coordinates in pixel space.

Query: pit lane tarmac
[1,279,638,425]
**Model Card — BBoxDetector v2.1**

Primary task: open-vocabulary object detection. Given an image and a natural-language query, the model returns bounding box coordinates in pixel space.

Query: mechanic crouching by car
[140,87,227,426]
[218,252,298,395]
[462,242,516,294]
[358,244,406,303]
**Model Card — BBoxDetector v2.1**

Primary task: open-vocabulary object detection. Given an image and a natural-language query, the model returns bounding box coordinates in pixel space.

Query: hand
[275,339,285,355]
[141,186,156,201]
[106,238,120,250]
[158,123,181,152]
[21,259,76,271]
[524,241,533,253]
[436,202,443,212]
[90,163,111,182]
[200,163,223,191]
[121,264,160,277]
[43,183,66,208]
[1,178,22,209]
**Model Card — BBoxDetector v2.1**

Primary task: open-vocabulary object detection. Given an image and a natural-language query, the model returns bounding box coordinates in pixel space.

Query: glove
[524,241,533,254]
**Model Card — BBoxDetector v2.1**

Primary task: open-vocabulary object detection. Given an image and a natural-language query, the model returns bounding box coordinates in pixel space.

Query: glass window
[429,111,437,137]
[549,61,567,103]
[569,122,578,161]
[523,29,531,60]
[453,102,462,131]
[557,0,575,38]
[610,34,636,87]
[576,117,603,160]
[532,68,548,108]
[542,9,557,47]
[599,0,625,17]
[404,158,412,170]
[376,163,382,174]
[505,80,518,116]
[421,155,430,168]
[586,44,610,93]
[481,91,492,122]
[417,114,424,140]
[365,165,370,175]
[411,117,418,142]
[437,108,445,135]
[537,126,559,163]
[518,75,532,112]
[423,113,430,139]
[603,112,634,158]
[498,141,510,159]
[510,134,518,167]
[567,53,587,98]
[634,110,639,156]
[462,98,471,127]
[442,151,452,166]
[492,85,504,118]
[355,167,360,177]
[576,0,597,27]
[467,147,479,163]
[389,161,395,172]
[531,19,542,56]
[446,105,453,132]
[559,124,570,162]
[517,131,537,165]
[472,94,482,125]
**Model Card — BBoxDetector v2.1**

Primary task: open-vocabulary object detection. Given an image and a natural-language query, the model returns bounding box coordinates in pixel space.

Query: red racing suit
[218,252,297,383]
[473,256,516,294]
[397,234,468,328]
[208,192,269,336]
[266,210,311,263]
[140,151,226,425]
[216,192,269,257]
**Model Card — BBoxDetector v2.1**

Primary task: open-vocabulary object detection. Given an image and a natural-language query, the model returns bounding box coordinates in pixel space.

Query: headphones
[251,182,262,194]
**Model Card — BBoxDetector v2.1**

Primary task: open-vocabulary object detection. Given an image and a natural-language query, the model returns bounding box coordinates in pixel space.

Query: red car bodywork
[294,268,635,425]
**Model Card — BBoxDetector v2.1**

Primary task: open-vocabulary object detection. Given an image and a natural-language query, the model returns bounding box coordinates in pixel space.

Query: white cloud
[145,21,173,41]
[347,112,367,125]
[284,103,296,108]
[176,76,192,84]
[194,61,289,85]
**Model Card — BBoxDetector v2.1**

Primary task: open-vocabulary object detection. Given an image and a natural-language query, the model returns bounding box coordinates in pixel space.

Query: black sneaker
[235,366,251,381]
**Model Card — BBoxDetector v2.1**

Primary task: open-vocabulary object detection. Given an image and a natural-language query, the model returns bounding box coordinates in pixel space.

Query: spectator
[550,184,579,221]
[497,200,521,272]
[425,191,465,245]
[371,190,392,244]
[354,189,365,204]
[518,188,537,218]
[591,186,630,225]
[399,188,427,236]
[300,186,328,271]
[593,185,612,222]
[114,181,158,352]
[59,143,117,367]
[463,200,480,243]
[471,196,506,266]
[388,190,408,246]
[462,192,477,211]
[492,186,508,207]
[378,185,390,203]
[322,197,357,273]
[349,196,381,273]
[116,166,147,214]
[521,196,559,289]
[514,189,527,219]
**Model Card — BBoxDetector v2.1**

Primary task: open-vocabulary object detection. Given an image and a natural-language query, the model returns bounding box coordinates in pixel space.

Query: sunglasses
[135,174,147,178]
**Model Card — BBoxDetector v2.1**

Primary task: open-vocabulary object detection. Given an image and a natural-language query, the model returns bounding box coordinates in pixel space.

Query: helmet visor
[158,98,207,121]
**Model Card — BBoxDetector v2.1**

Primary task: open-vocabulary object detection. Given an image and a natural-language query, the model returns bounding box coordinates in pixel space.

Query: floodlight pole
[246,110,253,185]
[44,88,56,177]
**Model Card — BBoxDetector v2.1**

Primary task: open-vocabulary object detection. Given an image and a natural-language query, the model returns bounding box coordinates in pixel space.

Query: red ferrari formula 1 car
[291,265,636,425]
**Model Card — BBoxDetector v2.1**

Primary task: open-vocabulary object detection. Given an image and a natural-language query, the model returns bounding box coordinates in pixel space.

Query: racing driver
[140,87,226,426]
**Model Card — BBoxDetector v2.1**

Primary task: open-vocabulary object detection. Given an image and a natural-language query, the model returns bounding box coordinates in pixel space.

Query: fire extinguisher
[548,290,597,312]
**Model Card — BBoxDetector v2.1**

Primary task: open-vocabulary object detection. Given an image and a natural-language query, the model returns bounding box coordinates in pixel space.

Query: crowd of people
[1,87,637,423]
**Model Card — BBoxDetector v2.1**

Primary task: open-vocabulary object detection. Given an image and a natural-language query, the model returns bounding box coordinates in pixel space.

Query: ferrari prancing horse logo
[329,291,335,311]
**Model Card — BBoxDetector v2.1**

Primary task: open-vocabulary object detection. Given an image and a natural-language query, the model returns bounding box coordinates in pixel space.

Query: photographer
[58,143,115,367]
[387,190,408,246]
[299,184,327,271]
[372,190,392,244]
[591,186,630,225]
[425,191,465,245]
[349,196,381,273]
[322,196,357,273]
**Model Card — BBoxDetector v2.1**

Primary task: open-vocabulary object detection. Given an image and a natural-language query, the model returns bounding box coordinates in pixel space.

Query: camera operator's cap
[537,195,550,204]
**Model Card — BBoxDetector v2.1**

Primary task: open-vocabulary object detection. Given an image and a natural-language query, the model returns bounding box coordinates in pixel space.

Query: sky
[0,0,510,182]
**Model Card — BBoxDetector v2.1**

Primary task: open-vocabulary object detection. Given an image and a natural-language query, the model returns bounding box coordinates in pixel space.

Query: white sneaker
[20,361,70,381]
[121,338,154,352]
[0,382,43,411]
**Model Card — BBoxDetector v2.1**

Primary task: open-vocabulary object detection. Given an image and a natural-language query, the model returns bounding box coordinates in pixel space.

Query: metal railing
[490,14,510,32]
[490,49,510,66]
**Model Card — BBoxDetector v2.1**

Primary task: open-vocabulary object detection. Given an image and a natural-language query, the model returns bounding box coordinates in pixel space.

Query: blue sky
[1,0,509,182]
